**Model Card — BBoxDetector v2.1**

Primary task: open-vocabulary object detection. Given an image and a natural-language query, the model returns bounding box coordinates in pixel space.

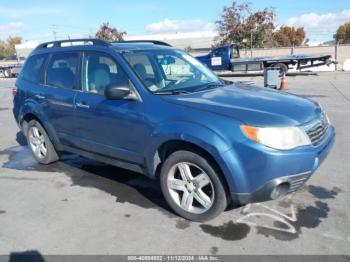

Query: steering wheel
[174,78,188,86]
[143,78,156,87]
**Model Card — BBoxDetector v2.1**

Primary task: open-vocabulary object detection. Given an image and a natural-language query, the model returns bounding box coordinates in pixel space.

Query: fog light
[270,182,290,199]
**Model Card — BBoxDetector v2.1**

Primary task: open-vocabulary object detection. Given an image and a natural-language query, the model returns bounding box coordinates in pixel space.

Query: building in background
[15,41,39,60]
[125,31,217,54]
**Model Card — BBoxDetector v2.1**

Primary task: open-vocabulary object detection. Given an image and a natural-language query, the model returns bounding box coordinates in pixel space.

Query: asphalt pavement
[0,72,349,255]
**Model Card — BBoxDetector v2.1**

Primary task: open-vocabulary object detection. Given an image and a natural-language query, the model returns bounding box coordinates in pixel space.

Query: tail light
[12,86,18,97]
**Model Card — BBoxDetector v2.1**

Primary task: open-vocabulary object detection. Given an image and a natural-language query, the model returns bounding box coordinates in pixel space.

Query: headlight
[241,125,311,150]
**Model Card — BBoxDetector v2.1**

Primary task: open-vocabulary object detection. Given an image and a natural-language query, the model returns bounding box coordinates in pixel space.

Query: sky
[0,0,349,44]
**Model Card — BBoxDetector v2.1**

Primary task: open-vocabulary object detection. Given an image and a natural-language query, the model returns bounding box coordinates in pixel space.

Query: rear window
[46,52,79,89]
[21,54,47,83]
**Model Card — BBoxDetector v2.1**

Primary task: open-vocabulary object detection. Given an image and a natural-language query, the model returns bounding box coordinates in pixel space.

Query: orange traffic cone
[279,74,288,90]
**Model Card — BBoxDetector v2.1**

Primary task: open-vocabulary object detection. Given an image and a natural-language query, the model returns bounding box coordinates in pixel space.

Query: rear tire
[26,120,59,164]
[160,150,228,221]
[4,69,11,78]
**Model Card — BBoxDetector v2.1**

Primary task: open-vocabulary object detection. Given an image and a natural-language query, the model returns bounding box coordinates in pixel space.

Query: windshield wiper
[194,82,224,92]
[153,90,191,95]
[153,83,224,95]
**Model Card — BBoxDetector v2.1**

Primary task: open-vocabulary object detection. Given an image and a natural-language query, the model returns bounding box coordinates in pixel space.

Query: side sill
[59,144,147,176]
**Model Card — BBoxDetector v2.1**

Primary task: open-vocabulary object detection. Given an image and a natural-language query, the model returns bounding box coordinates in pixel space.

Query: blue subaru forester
[13,39,335,221]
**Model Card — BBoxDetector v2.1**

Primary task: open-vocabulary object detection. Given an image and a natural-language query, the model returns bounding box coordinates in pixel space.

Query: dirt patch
[308,185,340,199]
[200,221,250,241]
[176,219,191,229]
[210,246,219,255]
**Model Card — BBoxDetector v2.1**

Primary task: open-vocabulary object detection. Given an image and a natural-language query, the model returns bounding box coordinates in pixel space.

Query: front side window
[122,49,221,94]
[82,52,130,95]
[21,53,47,83]
[46,52,79,89]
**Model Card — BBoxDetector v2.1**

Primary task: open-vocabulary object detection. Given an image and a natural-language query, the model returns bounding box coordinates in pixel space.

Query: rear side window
[21,54,47,83]
[46,53,79,89]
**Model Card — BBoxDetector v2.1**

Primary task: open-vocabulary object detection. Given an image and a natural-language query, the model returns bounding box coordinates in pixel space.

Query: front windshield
[122,49,222,94]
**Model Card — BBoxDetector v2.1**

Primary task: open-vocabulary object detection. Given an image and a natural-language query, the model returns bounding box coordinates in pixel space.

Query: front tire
[160,150,228,221]
[26,120,59,164]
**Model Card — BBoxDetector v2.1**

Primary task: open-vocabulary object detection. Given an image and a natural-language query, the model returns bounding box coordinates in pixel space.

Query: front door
[73,51,146,164]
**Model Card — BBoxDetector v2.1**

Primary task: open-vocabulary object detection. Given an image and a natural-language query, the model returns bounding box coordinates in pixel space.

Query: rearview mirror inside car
[159,56,176,65]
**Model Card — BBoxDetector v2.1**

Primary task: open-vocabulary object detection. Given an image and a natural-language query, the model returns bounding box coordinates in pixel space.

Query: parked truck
[196,44,336,75]
[0,58,23,78]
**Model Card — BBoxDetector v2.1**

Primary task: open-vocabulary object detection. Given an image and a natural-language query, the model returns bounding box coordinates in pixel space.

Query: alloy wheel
[167,162,215,214]
[28,126,47,159]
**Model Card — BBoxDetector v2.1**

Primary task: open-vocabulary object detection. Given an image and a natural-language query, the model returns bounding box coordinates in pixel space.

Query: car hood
[161,84,321,126]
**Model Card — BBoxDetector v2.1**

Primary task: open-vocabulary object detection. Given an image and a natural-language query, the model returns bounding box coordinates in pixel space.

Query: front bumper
[231,171,312,204]
[222,125,335,204]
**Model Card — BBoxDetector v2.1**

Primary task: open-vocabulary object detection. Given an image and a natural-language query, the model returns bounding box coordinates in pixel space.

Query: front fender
[144,120,239,182]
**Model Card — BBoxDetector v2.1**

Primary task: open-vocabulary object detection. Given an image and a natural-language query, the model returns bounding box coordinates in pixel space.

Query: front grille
[287,172,311,193]
[306,115,328,145]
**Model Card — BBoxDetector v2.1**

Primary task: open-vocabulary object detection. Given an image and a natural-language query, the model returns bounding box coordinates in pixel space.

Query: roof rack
[35,38,110,50]
[113,40,172,47]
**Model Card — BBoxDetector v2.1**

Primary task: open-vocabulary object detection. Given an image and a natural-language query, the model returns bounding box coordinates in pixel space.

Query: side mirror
[105,85,131,100]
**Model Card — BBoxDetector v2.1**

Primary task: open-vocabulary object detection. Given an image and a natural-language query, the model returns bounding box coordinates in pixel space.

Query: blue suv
[13,39,335,221]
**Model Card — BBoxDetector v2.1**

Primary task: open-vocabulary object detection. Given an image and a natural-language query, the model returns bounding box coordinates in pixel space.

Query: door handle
[35,94,45,99]
[75,102,90,109]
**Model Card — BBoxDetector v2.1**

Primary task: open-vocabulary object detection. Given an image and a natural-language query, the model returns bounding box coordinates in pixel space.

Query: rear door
[42,52,80,146]
[18,53,48,122]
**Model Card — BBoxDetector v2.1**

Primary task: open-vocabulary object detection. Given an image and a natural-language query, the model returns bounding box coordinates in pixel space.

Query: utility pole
[335,41,339,71]
[52,24,57,40]
[250,31,253,57]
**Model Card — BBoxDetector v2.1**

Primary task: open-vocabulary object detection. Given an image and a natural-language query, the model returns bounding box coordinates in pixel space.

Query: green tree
[334,22,350,44]
[274,26,306,47]
[95,22,126,41]
[5,36,22,57]
[216,1,275,48]
[0,40,6,59]
[0,36,22,59]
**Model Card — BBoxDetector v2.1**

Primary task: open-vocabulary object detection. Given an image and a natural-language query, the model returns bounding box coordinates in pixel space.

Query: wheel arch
[20,111,59,147]
[153,139,231,198]
[21,113,41,133]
